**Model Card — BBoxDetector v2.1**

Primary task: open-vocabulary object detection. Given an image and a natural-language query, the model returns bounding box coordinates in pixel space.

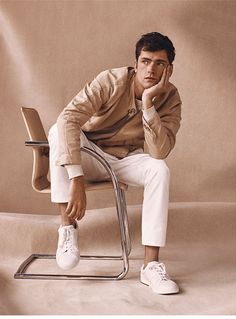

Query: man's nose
[147,62,155,73]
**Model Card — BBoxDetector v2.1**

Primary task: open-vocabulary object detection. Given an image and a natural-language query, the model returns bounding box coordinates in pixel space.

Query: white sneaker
[140,261,179,294]
[56,223,80,270]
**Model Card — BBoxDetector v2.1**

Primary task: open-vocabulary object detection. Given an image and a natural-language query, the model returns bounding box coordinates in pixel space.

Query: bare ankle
[58,203,74,226]
[61,220,73,226]
[144,245,160,268]
[143,259,159,269]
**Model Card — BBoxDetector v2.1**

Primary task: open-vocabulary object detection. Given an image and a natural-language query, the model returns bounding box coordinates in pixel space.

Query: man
[48,32,182,294]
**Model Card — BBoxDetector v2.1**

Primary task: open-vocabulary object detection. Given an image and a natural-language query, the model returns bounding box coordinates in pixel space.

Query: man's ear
[134,60,138,72]
[169,64,173,77]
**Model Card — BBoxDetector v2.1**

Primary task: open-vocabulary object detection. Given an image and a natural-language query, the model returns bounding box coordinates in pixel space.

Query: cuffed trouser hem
[51,195,69,203]
[142,239,166,248]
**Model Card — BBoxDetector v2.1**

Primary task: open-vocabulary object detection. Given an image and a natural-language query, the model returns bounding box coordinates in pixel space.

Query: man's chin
[143,82,158,89]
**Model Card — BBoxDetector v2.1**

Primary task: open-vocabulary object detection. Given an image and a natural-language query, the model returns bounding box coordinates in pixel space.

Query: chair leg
[120,189,132,256]
[14,254,128,280]
[113,186,129,277]
[14,145,131,280]
[14,186,130,281]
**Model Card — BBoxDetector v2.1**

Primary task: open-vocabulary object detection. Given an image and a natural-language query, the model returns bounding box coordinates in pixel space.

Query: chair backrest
[21,107,50,193]
[21,107,48,141]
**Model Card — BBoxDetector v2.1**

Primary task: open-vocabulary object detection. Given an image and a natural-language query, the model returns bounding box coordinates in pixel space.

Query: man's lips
[144,77,157,81]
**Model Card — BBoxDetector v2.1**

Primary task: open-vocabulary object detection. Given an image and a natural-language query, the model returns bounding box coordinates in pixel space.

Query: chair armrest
[25,140,49,147]
[25,140,49,156]
[24,141,126,191]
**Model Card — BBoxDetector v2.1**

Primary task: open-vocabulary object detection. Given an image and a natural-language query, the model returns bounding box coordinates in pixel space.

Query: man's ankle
[143,259,159,269]
[61,221,74,226]
[59,203,75,227]
[61,218,77,227]
[61,214,76,227]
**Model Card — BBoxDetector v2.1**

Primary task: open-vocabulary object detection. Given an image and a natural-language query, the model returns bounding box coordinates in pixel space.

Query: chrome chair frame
[14,107,131,280]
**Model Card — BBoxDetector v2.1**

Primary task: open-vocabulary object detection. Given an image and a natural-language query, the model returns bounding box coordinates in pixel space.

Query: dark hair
[135,32,175,64]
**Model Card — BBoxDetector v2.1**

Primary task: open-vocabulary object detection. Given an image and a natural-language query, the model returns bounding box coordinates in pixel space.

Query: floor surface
[0,202,235,315]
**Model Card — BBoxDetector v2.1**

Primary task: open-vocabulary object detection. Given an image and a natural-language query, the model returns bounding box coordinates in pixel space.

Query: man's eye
[142,60,149,65]
[157,62,165,66]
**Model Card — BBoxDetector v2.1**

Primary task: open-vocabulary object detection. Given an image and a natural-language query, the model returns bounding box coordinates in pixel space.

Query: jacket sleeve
[142,88,182,159]
[56,72,110,166]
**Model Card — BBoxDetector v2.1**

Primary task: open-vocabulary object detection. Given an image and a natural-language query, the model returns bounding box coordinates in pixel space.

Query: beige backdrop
[0,0,235,214]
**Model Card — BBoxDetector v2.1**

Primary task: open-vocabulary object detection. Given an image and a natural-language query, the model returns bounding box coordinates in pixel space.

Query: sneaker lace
[62,228,75,252]
[149,263,170,281]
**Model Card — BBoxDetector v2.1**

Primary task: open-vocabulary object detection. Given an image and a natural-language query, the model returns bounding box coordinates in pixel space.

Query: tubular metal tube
[14,145,131,281]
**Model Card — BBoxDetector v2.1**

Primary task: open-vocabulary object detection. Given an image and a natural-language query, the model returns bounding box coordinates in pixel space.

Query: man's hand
[142,65,173,109]
[66,176,87,221]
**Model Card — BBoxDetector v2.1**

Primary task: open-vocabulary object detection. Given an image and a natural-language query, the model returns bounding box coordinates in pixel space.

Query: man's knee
[146,159,170,182]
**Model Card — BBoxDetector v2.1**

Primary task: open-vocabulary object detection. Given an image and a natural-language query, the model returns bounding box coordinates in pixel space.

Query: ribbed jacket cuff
[142,106,156,122]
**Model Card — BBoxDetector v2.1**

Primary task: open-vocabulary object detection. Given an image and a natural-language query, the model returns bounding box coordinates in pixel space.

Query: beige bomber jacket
[56,67,182,166]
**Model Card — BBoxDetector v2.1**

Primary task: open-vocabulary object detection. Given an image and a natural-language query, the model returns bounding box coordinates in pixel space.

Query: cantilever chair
[14,107,131,280]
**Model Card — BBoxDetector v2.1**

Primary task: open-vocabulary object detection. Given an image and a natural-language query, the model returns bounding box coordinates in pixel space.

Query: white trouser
[48,124,170,247]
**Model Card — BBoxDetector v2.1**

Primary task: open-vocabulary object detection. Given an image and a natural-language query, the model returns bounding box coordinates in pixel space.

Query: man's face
[134,49,171,91]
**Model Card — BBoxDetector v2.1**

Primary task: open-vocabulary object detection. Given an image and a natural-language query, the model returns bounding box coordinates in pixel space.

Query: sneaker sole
[140,279,179,295]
